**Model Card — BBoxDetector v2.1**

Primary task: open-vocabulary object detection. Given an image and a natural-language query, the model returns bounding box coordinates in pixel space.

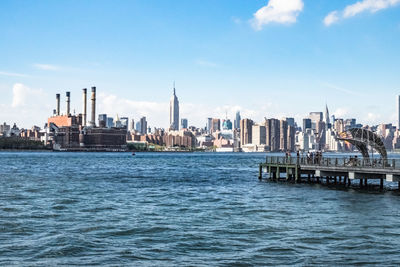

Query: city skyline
[1,0,400,128]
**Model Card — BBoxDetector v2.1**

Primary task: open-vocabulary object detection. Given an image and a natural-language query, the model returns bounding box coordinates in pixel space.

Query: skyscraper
[398,95,400,129]
[234,111,241,129]
[240,119,253,147]
[325,104,330,130]
[169,83,179,131]
[140,117,147,135]
[181,118,188,129]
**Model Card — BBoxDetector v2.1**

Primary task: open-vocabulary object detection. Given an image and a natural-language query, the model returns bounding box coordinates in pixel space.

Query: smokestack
[82,88,87,126]
[66,91,71,116]
[56,94,60,116]
[90,86,96,127]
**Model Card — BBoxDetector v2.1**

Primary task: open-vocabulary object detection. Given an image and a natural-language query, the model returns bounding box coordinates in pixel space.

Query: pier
[259,156,400,191]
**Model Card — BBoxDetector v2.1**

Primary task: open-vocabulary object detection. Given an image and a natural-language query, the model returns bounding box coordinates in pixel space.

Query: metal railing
[265,156,400,170]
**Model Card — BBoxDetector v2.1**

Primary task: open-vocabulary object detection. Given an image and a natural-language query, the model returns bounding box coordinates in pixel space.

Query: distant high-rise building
[211,118,221,133]
[98,114,107,127]
[286,118,295,127]
[106,117,114,128]
[252,124,266,145]
[309,112,323,130]
[207,118,212,133]
[140,117,147,135]
[129,119,135,131]
[234,111,241,129]
[120,117,129,129]
[280,119,288,151]
[324,105,330,130]
[169,83,179,131]
[240,119,253,146]
[135,121,141,132]
[181,118,188,129]
[287,125,296,152]
[303,118,311,132]
[309,112,323,122]
[269,119,280,152]
[398,95,400,129]
[222,119,233,130]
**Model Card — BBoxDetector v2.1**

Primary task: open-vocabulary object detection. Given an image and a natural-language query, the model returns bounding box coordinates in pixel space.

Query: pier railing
[266,156,400,170]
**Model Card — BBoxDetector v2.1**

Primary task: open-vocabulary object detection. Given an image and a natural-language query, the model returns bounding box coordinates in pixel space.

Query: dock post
[286,167,289,181]
[307,174,311,183]
[398,181,400,191]
[365,179,368,188]
[380,178,384,191]
[359,179,363,188]
[296,167,300,183]
[258,164,262,180]
[334,176,337,185]
[316,176,320,183]
[347,177,351,187]
[339,176,342,184]
[326,176,329,185]
[277,167,280,180]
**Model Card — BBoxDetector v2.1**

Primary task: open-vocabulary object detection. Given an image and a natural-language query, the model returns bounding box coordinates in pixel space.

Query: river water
[1,152,400,266]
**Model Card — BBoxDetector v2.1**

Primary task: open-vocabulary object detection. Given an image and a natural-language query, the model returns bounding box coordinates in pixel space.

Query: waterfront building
[279,119,288,151]
[252,124,266,145]
[287,125,296,152]
[181,118,188,129]
[0,122,11,136]
[169,84,179,131]
[240,119,253,147]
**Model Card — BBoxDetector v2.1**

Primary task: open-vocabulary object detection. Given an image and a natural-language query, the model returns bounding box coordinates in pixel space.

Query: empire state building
[169,84,179,131]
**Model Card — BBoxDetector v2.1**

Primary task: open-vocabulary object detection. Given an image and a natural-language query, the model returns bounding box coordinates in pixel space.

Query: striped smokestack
[82,88,87,126]
[90,86,96,127]
[56,93,60,115]
[66,91,71,116]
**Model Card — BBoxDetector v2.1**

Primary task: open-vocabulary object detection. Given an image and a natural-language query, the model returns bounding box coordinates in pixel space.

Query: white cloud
[324,0,400,26]
[251,0,304,30]
[33,63,60,71]
[0,71,30,77]
[12,83,46,107]
[323,11,339,26]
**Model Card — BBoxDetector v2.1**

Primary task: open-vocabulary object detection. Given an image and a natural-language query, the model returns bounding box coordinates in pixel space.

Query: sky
[1,0,400,129]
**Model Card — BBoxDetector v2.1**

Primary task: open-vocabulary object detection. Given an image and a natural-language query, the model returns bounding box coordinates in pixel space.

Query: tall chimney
[82,88,87,126]
[66,91,71,116]
[56,94,60,116]
[90,86,96,127]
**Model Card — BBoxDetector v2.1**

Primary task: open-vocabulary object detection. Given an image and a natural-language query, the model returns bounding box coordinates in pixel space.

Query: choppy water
[1,152,400,266]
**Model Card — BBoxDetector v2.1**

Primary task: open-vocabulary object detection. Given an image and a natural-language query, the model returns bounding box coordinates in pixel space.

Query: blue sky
[1,0,400,129]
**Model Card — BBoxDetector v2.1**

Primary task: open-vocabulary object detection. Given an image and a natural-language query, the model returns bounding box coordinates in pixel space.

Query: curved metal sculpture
[337,128,387,160]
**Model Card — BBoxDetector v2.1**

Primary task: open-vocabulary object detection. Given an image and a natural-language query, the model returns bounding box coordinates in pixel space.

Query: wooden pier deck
[259,156,400,190]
